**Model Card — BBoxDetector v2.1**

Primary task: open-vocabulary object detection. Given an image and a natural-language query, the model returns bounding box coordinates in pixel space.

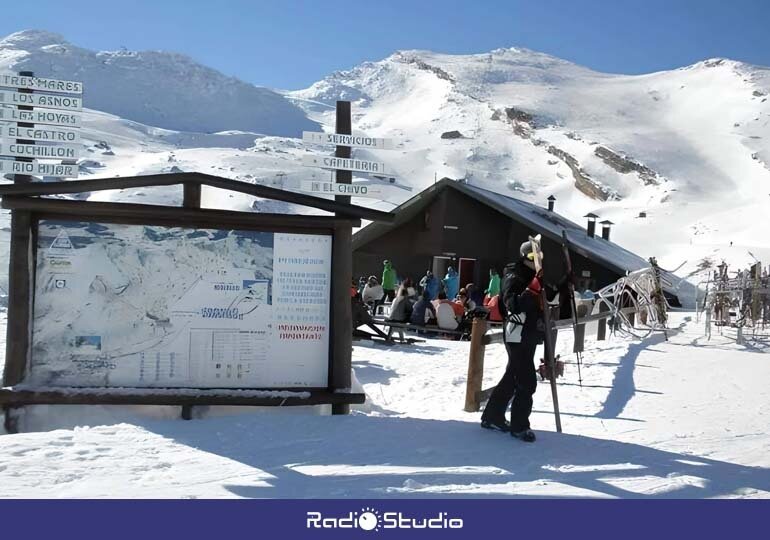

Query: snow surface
[1,312,769,498]
[0,31,768,499]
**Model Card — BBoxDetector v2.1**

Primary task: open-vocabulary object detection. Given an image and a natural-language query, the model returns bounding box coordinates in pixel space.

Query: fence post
[597,302,608,341]
[464,317,488,412]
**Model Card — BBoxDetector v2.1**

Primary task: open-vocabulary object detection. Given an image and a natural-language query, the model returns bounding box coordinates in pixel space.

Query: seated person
[435,299,460,331]
[362,275,384,306]
[410,291,437,326]
[400,277,419,303]
[457,288,476,311]
[433,291,464,317]
[483,293,503,322]
[387,287,412,323]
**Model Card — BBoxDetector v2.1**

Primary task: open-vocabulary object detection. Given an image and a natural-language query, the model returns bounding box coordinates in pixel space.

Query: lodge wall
[353,187,621,294]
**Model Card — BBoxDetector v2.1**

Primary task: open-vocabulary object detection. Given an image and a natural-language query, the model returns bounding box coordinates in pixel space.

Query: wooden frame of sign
[0,172,394,432]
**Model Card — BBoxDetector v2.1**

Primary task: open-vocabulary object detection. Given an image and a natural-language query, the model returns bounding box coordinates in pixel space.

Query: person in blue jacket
[419,270,439,300]
[443,266,459,301]
[410,290,437,326]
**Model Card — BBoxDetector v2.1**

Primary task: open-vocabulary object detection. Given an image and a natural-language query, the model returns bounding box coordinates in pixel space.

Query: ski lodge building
[352,178,683,306]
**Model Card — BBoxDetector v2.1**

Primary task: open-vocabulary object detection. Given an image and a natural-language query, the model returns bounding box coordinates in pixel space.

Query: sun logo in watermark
[357,507,382,532]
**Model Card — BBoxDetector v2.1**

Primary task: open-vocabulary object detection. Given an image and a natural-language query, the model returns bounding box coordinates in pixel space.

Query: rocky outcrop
[594,146,662,186]
[393,53,454,82]
[547,146,619,201]
[491,104,618,201]
[505,107,535,125]
[441,130,465,139]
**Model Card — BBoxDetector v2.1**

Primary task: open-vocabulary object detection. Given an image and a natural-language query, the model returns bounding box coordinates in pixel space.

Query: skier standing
[480,239,567,442]
[485,267,501,297]
[381,260,397,302]
[443,267,459,301]
[419,270,439,300]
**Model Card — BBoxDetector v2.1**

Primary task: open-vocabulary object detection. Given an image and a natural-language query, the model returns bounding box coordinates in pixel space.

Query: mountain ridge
[0,30,318,136]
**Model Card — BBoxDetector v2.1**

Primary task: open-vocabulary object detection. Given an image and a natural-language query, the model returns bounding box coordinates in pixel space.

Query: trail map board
[31,220,332,389]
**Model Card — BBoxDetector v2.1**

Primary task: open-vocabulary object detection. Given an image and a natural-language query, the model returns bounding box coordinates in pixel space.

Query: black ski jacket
[499,258,562,346]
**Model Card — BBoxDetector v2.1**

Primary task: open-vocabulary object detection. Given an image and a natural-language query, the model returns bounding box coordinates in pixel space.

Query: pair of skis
[528,234,562,433]
[528,231,585,434]
[561,230,584,386]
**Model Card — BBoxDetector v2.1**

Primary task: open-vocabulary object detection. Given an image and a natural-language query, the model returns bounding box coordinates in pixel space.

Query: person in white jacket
[362,275,384,306]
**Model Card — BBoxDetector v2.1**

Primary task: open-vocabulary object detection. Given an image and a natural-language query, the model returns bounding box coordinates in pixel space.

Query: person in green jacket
[382,259,397,301]
[486,267,501,297]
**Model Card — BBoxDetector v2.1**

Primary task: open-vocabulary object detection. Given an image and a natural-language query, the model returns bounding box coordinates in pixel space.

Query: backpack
[499,261,530,343]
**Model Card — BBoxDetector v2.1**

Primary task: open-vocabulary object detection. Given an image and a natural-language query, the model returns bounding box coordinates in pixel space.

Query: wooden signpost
[0,160,78,177]
[302,131,394,150]
[300,102,399,201]
[300,101,402,413]
[301,154,394,176]
[0,70,84,180]
[0,124,81,144]
[300,180,388,198]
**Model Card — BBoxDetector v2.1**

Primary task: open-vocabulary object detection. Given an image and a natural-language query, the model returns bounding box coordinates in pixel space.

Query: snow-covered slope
[290,48,770,281]
[0,30,318,136]
[2,32,769,288]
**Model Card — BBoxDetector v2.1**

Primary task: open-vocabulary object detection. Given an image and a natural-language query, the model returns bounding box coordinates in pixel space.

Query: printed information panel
[31,221,332,389]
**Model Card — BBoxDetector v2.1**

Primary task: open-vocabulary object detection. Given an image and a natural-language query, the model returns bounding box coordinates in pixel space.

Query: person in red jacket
[483,293,503,322]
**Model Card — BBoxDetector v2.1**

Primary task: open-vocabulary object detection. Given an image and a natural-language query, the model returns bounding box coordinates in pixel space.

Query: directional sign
[0,159,78,178]
[299,180,387,198]
[0,106,81,128]
[0,89,82,111]
[0,140,80,160]
[0,73,83,94]
[302,131,395,150]
[0,123,81,144]
[302,154,394,175]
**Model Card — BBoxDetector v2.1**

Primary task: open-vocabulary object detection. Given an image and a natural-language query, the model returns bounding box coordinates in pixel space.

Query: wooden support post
[464,317,488,412]
[180,182,201,419]
[597,302,608,341]
[3,405,20,434]
[3,211,32,387]
[183,182,201,209]
[180,405,193,420]
[331,225,353,415]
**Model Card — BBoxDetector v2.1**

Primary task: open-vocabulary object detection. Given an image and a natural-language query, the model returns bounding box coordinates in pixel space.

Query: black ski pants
[481,341,538,432]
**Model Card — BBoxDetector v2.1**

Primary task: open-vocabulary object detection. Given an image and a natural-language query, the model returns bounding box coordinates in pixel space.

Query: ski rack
[592,266,670,340]
[702,261,770,342]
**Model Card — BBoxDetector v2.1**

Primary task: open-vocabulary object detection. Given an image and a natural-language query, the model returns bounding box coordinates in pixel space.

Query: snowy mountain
[290,48,770,284]
[0,30,318,136]
[2,31,769,291]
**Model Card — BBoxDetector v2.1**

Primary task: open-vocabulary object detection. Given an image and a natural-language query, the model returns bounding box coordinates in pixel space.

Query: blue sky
[2,0,769,89]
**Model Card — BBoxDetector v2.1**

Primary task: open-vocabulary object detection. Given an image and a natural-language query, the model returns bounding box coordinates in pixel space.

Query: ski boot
[480,418,510,433]
[511,429,536,443]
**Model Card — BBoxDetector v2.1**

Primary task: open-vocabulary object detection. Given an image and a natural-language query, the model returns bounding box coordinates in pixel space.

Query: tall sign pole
[4,71,35,392]
[331,100,352,415]
[334,101,353,205]
[2,70,83,393]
